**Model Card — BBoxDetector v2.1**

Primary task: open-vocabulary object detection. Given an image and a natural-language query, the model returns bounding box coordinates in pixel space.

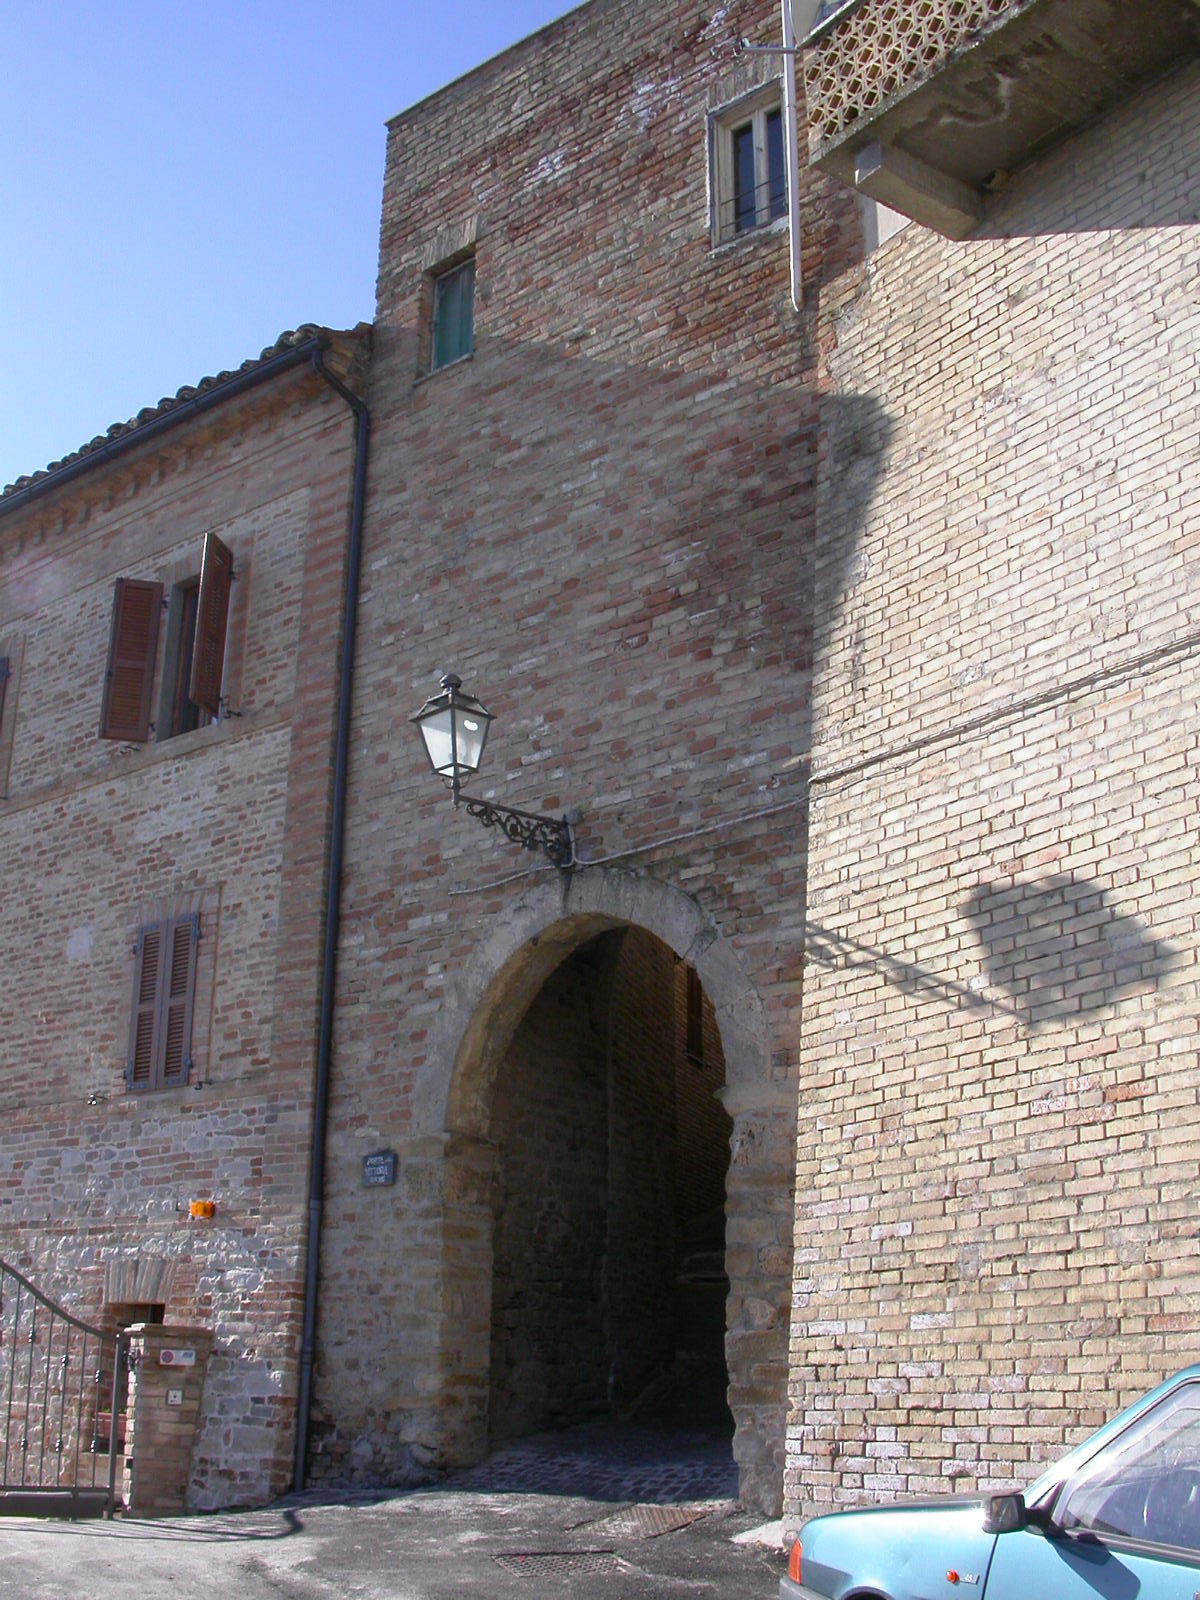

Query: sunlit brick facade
[3,0,1199,1527]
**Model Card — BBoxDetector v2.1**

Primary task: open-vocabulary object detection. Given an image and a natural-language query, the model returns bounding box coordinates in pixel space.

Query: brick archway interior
[430,871,790,1514]
[486,924,733,1445]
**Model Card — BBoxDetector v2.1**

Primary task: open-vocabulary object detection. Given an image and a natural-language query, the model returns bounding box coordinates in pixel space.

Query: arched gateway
[410,867,793,1515]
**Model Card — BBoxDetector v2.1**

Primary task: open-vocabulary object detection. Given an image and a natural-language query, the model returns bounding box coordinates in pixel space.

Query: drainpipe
[781,0,804,313]
[293,345,371,1492]
[740,3,807,312]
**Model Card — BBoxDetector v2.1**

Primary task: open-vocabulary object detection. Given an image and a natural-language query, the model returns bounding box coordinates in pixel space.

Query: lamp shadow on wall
[807,874,1180,1029]
[806,920,1020,1018]
[962,874,1182,1027]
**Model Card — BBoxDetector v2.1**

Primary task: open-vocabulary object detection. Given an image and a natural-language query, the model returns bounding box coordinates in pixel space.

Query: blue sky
[0,1,577,489]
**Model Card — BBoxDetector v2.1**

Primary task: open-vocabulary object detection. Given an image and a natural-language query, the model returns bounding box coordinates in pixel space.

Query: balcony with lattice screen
[804,0,1200,236]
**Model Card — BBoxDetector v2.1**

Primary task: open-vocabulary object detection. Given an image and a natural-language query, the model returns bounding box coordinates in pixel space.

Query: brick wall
[313,0,860,1512]
[489,941,611,1438]
[0,343,365,1508]
[786,60,1200,1520]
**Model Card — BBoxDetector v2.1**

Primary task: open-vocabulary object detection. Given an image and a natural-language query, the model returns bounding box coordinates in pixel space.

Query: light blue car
[782,1366,1200,1599]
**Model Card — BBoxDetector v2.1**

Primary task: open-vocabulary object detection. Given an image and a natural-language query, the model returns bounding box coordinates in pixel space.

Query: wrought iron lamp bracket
[456,789,574,870]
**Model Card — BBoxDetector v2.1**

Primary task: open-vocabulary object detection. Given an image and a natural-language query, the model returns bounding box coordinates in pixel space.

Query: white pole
[781,0,803,312]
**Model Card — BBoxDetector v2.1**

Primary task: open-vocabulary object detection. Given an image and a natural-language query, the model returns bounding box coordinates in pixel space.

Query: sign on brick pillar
[123,1324,214,1516]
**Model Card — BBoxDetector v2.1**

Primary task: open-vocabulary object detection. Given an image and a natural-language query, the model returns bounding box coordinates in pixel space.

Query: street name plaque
[362,1150,398,1188]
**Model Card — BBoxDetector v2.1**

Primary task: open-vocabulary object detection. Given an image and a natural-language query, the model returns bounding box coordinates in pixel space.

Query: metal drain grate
[574,1502,718,1539]
[492,1550,627,1578]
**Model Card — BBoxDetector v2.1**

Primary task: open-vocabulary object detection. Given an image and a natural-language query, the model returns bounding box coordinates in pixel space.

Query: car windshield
[1055,1381,1200,1553]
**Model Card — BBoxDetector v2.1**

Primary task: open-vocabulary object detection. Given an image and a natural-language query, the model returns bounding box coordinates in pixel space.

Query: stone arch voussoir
[415,865,770,1141]
[418,864,790,1514]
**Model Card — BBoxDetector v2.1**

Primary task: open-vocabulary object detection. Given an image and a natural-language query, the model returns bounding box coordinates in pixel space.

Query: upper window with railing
[711,85,788,247]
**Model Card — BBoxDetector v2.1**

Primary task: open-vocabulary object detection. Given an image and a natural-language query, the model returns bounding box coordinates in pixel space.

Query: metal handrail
[805,0,870,47]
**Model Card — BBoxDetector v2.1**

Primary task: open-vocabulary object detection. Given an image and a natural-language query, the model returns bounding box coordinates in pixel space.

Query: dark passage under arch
[487,925,733,1448]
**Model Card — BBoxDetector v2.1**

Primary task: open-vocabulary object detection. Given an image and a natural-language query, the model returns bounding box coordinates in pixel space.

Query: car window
[1057,1382,1200,1553]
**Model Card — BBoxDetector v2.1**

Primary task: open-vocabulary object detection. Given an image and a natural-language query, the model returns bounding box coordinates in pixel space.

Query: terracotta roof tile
[1,324,352,504]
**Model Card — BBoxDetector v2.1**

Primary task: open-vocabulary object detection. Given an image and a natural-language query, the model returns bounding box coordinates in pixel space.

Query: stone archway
[414,867,794,1515]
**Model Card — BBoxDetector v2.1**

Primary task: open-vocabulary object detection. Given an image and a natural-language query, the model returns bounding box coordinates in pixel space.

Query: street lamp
[411,673,575,870]
[410,673,493,798]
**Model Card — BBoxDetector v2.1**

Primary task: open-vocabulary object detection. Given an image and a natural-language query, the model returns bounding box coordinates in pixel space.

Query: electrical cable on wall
[445,623,1200,897]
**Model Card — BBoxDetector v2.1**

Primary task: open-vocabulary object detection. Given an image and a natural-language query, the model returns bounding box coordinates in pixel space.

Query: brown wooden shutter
[126,914,199,1091]
[160,915,199,1086]
[189,532,233,718]
[0,656,9,729]
[100,580,162,741]
[127,925,163,1089]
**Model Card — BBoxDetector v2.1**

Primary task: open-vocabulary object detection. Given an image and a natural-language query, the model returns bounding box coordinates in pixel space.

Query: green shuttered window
[431,258,475,371]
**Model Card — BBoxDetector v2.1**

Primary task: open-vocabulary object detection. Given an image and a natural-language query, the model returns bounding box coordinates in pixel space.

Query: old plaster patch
[66,925,93,963]
[527,148,573,186]
[628,76,684,131]
[700,6,731,41]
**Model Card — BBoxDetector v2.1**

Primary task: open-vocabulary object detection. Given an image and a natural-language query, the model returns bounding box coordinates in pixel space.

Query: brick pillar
[123,1324,213,1516]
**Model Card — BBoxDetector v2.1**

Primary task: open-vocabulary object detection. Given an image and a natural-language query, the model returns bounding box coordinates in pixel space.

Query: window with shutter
[159,578,202,739]
[189,531,233,718]
[100,580,163,742]
[128,925,162,1089]
[108,530,237,744]
[0,655,9,731]
[126,914,200,1092]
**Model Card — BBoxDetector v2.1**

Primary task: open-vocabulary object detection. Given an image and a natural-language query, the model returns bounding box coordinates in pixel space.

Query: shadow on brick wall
[375,328,897,868]
[806,873,1181,1029]
[962,873,1183,1026]
[812,390,896,712]
[805,919,1018,1017]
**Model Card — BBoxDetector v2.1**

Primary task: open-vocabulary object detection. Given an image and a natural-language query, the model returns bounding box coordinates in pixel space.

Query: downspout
[781,0,804,313]
[293,345,371,1491]
[739,4,807,312]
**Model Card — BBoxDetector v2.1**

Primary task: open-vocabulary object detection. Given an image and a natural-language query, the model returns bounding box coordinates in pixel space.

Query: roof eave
[0,332,326,522]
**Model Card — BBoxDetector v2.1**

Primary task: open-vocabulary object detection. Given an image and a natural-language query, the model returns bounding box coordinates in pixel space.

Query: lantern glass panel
[418,709,457,779]
[455,711,489,773]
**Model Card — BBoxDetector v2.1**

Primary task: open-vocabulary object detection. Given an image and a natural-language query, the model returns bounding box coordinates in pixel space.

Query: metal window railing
[715,174,789,245]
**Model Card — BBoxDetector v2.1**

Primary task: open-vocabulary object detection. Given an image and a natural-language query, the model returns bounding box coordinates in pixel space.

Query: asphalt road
[0,1485,787,1599]
[1,1414,790,1599]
